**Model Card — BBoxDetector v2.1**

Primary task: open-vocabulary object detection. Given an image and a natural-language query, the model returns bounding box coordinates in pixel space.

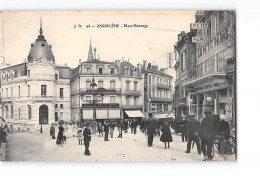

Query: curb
[0,143,7,161]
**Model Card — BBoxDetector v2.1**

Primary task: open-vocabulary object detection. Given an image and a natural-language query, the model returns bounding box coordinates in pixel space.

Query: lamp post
[90,75,97,120]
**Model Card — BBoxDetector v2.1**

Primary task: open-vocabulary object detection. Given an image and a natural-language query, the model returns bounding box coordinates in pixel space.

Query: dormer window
[41,43,45,47]
[99,68,102,74]
[31,43,34,47]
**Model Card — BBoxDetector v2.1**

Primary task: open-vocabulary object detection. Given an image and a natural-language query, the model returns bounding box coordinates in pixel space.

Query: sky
[0,11,195,69]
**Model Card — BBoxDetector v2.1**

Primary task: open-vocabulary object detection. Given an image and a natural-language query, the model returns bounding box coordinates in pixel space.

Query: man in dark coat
[117,120,123,138]
[180,114,188,142]
[83,123,92,156]
[133,119,138,134]
[104,121,109,141]
[199,109,220,161]
[146,113,156,147]
[219,116,230,140]
[185,115,201,155]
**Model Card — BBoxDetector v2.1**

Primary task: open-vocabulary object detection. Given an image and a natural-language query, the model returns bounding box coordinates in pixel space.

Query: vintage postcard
[0,11,236,162]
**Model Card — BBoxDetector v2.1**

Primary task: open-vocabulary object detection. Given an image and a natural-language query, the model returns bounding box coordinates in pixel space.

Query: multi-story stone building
[174,11,236,127]
[70,42,144,124]
[142,61,174,119]
[0,23,71,130]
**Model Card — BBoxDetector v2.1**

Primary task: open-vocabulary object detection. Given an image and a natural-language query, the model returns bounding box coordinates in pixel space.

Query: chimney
[143,60,147,71]
[137,63,141,73]
[79,59,81,65]
[148,63,152,69]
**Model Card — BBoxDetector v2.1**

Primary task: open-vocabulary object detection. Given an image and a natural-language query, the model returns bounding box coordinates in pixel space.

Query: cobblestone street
[5,129,235,162]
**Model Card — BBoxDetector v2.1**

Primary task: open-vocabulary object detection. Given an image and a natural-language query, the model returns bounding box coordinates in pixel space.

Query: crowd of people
[49,108,235,161]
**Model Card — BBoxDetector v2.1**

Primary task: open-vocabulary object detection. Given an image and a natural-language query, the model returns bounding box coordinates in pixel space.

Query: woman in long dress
[160,121,173,149]
[56,122,65,147]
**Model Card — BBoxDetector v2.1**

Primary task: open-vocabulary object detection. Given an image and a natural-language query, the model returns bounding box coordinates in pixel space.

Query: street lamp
[90,75,97,121]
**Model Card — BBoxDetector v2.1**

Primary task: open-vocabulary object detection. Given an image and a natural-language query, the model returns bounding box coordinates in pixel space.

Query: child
[77,128,83,145]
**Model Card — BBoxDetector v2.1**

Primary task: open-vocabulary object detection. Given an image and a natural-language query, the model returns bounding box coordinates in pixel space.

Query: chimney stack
[143,60,147,71]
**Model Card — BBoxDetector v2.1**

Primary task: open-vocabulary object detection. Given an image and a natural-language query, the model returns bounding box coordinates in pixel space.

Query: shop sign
[82,103,119,108]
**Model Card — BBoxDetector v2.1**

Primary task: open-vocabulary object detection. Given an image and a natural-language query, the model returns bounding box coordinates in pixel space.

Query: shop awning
[125,110,145,118]
[109,110,120,119]
[96,109,109,119]
[83,109,93,119]
[154,113,175,119]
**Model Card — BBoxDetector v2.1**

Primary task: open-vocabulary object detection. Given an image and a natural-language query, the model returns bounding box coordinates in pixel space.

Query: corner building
[0,24,71,130]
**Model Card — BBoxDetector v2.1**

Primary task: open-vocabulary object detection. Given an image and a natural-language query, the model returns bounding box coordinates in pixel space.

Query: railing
[124,90,141,96]
[157,83,171,90]
[150,97,173,102]
[80,88,121,95]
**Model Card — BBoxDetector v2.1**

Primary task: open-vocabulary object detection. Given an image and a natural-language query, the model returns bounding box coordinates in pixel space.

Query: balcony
[227,57,236,73]
[80,88,121,95]
[124,90,141,96]
[157,83,171,90]
[150,97,173,103]
[1,97,15,102]
[122,105,143,109]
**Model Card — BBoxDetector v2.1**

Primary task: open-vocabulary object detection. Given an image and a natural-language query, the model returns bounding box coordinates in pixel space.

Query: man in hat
[185,115,201,155]
[180,114,188,142]
[199,108,220,161]
[146,113,156,147]
[83,122,92,156]
[104,121,109,141]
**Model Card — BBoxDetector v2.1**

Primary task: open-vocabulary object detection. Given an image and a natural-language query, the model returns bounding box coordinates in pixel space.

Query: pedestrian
[218,115,232,154]
[146,113,156,147]
[117,120,123,138]
[180,114,188,142]
[133,119,137,134]
[110,122,115,138]
[49,123,56,139]
[160,121,173,149]
[104,121,109,141]
[83,122,92,156]
[97,122,103,137]
[156,120,161,136]
[199,108,220,161]
[63,123,67,144]
[185,115,201,155]
[124,120,129,133]
[77,128,83,145]
[130,120,134,133]
[56,121,65,147]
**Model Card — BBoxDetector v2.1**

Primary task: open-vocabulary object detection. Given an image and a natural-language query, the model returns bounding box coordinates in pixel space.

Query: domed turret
[27,19,55,63]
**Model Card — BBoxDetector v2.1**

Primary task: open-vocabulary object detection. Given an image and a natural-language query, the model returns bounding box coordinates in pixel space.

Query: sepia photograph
[0,10,236,162]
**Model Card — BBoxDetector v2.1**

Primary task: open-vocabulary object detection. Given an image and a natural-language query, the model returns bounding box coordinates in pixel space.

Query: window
[99,68,102,74]
[60,88,64,98]
[18,108,21,118]
[111,68,114,74]
[86,96,91,101]
[134,97,138,106]
[98,81,103,88]
[11,87,13,97]
[11,105,13,118]
[28,70,30,77]
[134,82,138,91]
[28,105,31,120]
[86,81,91,88]
[6,88,8,97]
[126,82,130,91]
[1,88,3,97]
[110,96,116,103]
[126,97,130,105]
[110,81,115,89]
[60,104,64,109]
[55,104,58,109]
[55,112,58,121]
[27,85,30,97]
[55,74,58,81]
[219,11,224,25]
[6,106,8,118]
[87,67,91,73]
[41,85,47,96]
[60,112,63,120]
